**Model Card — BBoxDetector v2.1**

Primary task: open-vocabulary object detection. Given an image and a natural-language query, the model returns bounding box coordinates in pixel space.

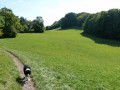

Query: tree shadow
[58,26,82,30]
[0,36,16,39]
[20,31,44,33]
[81,32,120,47]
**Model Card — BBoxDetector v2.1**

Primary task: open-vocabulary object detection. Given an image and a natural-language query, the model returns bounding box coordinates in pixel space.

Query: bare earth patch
[5,50,36,90]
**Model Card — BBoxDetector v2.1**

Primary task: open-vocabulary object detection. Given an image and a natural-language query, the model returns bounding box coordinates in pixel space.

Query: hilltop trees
[76,12,90,27]
[46,9,120,40]
[46,12,89,30]
[32,16,45,33]
[60,12,89,29]
[1,7,120,40]
[0,7,22,37]
[47,9,120,40]
[19,17,30,33]
[0,15,4,34]
[20,16,45,33]
[83,9,120,40]
[0,7,45,38]
[46,21,60,30]
[61,12,77,29]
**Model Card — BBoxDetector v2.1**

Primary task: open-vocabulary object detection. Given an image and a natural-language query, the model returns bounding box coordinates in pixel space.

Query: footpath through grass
[0,29,120,90]
[0,48,21,90]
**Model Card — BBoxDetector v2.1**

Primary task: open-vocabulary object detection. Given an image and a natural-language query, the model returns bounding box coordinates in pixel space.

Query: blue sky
[0,0,120,26]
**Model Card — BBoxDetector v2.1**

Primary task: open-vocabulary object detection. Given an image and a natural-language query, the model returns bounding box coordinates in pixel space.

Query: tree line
[1,7,120,40]
[46,9,120,40]
[83,9,120,40]
[46,12,90,30]
[0,7,45,38]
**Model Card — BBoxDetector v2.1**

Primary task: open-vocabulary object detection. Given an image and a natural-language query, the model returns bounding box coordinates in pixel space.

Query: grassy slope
[0,48,21,90]
[0,29,120,89]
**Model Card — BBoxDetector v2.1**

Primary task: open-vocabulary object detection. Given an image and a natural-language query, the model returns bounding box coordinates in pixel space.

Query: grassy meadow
[0,48,21,90]
[0,28,120,90]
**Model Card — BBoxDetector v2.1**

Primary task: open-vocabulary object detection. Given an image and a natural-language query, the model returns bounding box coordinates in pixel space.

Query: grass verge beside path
[0,48,21,90]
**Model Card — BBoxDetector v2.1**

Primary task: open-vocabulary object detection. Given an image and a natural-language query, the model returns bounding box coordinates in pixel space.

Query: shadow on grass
[58,26,82,30]
[16,77,26,86]
[81,32,120,47]
[0,36,16,39]
[16,77,23,86]
[20,31,42,33]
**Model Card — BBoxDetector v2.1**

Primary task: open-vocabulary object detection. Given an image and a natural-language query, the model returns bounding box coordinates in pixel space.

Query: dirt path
[5,50,36,90]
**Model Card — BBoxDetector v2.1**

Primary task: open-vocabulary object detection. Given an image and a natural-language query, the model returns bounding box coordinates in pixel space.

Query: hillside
[0,28,120,89]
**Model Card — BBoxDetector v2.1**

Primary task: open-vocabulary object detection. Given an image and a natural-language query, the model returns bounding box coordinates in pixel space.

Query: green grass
[0,28,120,90]
[0,48,21,90]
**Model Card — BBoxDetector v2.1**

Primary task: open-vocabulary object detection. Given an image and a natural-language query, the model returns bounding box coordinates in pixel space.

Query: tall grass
[0,29,120,89]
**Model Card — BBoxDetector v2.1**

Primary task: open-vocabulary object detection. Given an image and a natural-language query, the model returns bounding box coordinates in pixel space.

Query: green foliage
[3,25,17,38]
[1,29,120,89]
[46,21,60,30]
[32,16,45,33]
[0,15,4,29]
[0,7,45,35]
[2,13,17,37]
[61,12,77,29]
[19,17,31,33]
[0,15,4,36]
[76,12,90,28]
[0,7,13,14]
[0,7,22,38]
[47,12,90,30]
[83,9,120,40]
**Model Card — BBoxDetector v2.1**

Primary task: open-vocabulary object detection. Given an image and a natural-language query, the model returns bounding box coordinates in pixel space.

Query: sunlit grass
[0,28,120,89]
[0,48,21,90]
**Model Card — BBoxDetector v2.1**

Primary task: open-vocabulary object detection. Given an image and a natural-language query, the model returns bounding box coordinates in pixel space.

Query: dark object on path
[23,65,31,83]
[23,65,31,77]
